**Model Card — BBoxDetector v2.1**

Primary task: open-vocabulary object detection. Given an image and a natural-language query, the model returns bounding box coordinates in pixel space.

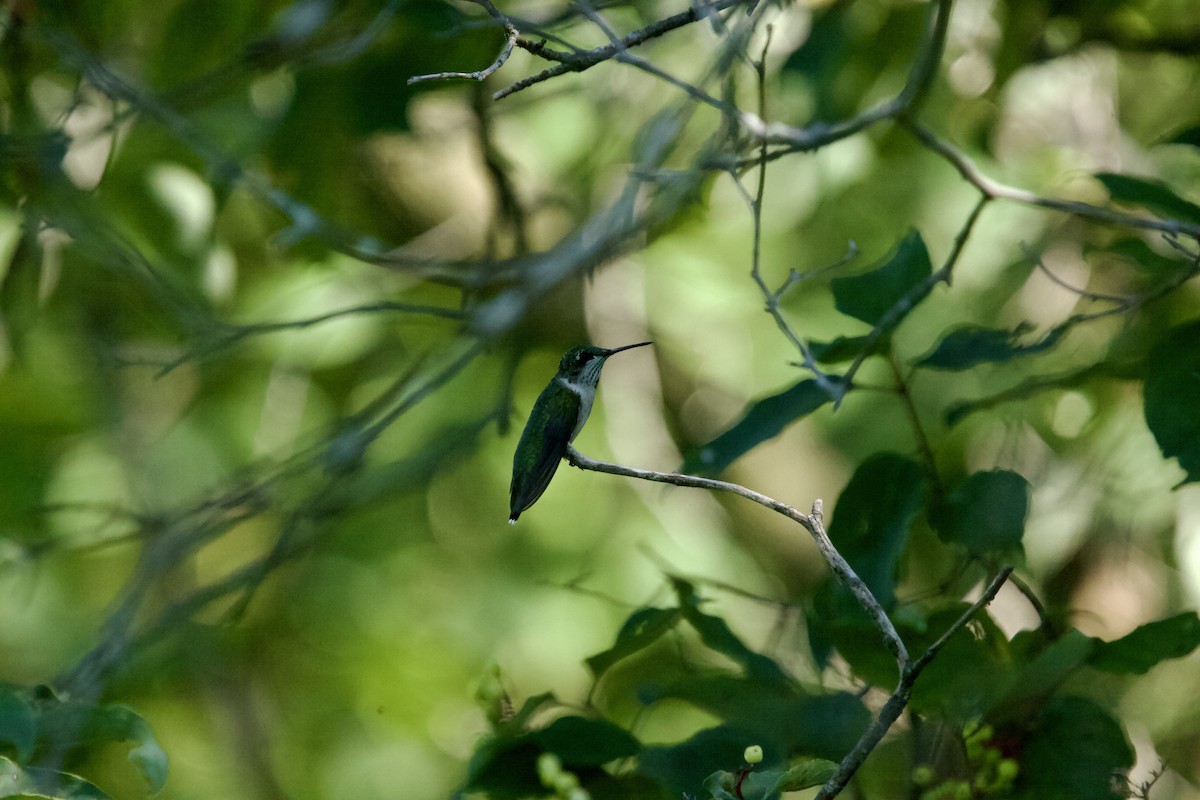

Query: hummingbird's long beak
[601,341,653,357]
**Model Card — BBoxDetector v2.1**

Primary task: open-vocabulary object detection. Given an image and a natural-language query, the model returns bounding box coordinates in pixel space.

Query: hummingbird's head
[557,341,652,386]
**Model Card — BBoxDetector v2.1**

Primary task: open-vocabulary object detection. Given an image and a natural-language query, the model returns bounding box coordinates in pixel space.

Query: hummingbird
[509,341,653,523]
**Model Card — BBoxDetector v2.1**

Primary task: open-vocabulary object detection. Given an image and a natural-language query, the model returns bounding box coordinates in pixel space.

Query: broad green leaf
[529,716,639,765]
[1096,173,1200,225]
[671,579,790,686]
[1144,322,1200,483]
[827,454,926,605]
[0,757,111,800]
[918,324,1062,370]
[906,606,1012,719]
[659,674,868,762]
[586,607,682,680]
[990,630,1094,720]
[80,705,169,793]
[1090,612,1200,674]
[831,229,932,326]
[773,758,838,791]
[683,379,832,475]
[0,688,36,761]
[932,470,1029,559]
[1017,696,1133,800]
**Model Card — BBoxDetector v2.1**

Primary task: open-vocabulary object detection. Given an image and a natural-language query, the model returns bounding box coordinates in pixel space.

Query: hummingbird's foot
[565,445,583,466]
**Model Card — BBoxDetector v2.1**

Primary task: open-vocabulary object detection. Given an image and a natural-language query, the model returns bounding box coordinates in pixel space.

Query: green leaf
[671,579,790,686]
[466,713,639,796]
[683,379,832,475]
[0,688,37,761]
[1144,322,1200,483]
[80,705,169,793]
[1017,696,1133,800]
[931,470,1029,559]
[586,607,683,680]
[827,454,926,604]
[1090,612,1200,674]
[659,674,869,762]
[773,758,838,791]
[0,757,111,800]
[831,229,932,326]
[1095,173,1200,225]
[529,716,640,765]
[640,726,759,798]
[991,629,1094,718]
[918,324,1062,370]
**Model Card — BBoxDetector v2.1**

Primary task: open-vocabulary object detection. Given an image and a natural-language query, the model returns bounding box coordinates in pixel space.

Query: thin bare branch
[564,447,909,665]
[904,119,1200,239]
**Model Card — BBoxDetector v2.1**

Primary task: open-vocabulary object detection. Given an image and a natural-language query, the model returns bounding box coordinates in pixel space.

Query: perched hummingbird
[509,342,653,523]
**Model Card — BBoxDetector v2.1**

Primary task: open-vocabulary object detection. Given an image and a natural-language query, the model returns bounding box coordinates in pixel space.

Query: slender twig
[156,301,463,376]
[494,0,751,100]
[1022,243,1129,304]
[1007,572,1058,637]
[904,120,1200,239]
[408,22,519,84]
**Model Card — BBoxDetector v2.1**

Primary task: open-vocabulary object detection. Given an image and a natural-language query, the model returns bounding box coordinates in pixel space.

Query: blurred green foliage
[2,0,1200,798]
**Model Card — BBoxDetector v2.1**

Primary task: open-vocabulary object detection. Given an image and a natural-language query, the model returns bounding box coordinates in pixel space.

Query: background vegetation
[2,0,1200,798]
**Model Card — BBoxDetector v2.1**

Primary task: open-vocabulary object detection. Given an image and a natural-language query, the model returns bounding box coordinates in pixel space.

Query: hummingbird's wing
[509,385,580,522]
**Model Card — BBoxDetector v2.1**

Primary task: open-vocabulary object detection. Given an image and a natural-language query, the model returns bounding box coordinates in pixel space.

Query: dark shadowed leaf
[990,629,1094,720]
[466,713,639,797]
[1090,612,1200,674]
[530,716,640,765]
[1017,696,1133,800]
[809,334,885,364]
[639,726,761,798]
[932,470,1029,559]
[831,229,932,325]
[919,324,1062,370]
[683,379,832,475]
[671,579,790,686]
[586,607,683,680]
[1095,173,1200,225]
[1144,322,1200,483]
[1163,124,1200,148]
[828,454,926,605]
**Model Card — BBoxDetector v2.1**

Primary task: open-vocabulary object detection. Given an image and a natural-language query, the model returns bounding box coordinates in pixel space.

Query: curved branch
[564,447,1015,799]
[564,447,909,665]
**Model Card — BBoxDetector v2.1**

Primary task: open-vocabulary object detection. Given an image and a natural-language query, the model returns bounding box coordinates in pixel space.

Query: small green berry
[744,745,764,765]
